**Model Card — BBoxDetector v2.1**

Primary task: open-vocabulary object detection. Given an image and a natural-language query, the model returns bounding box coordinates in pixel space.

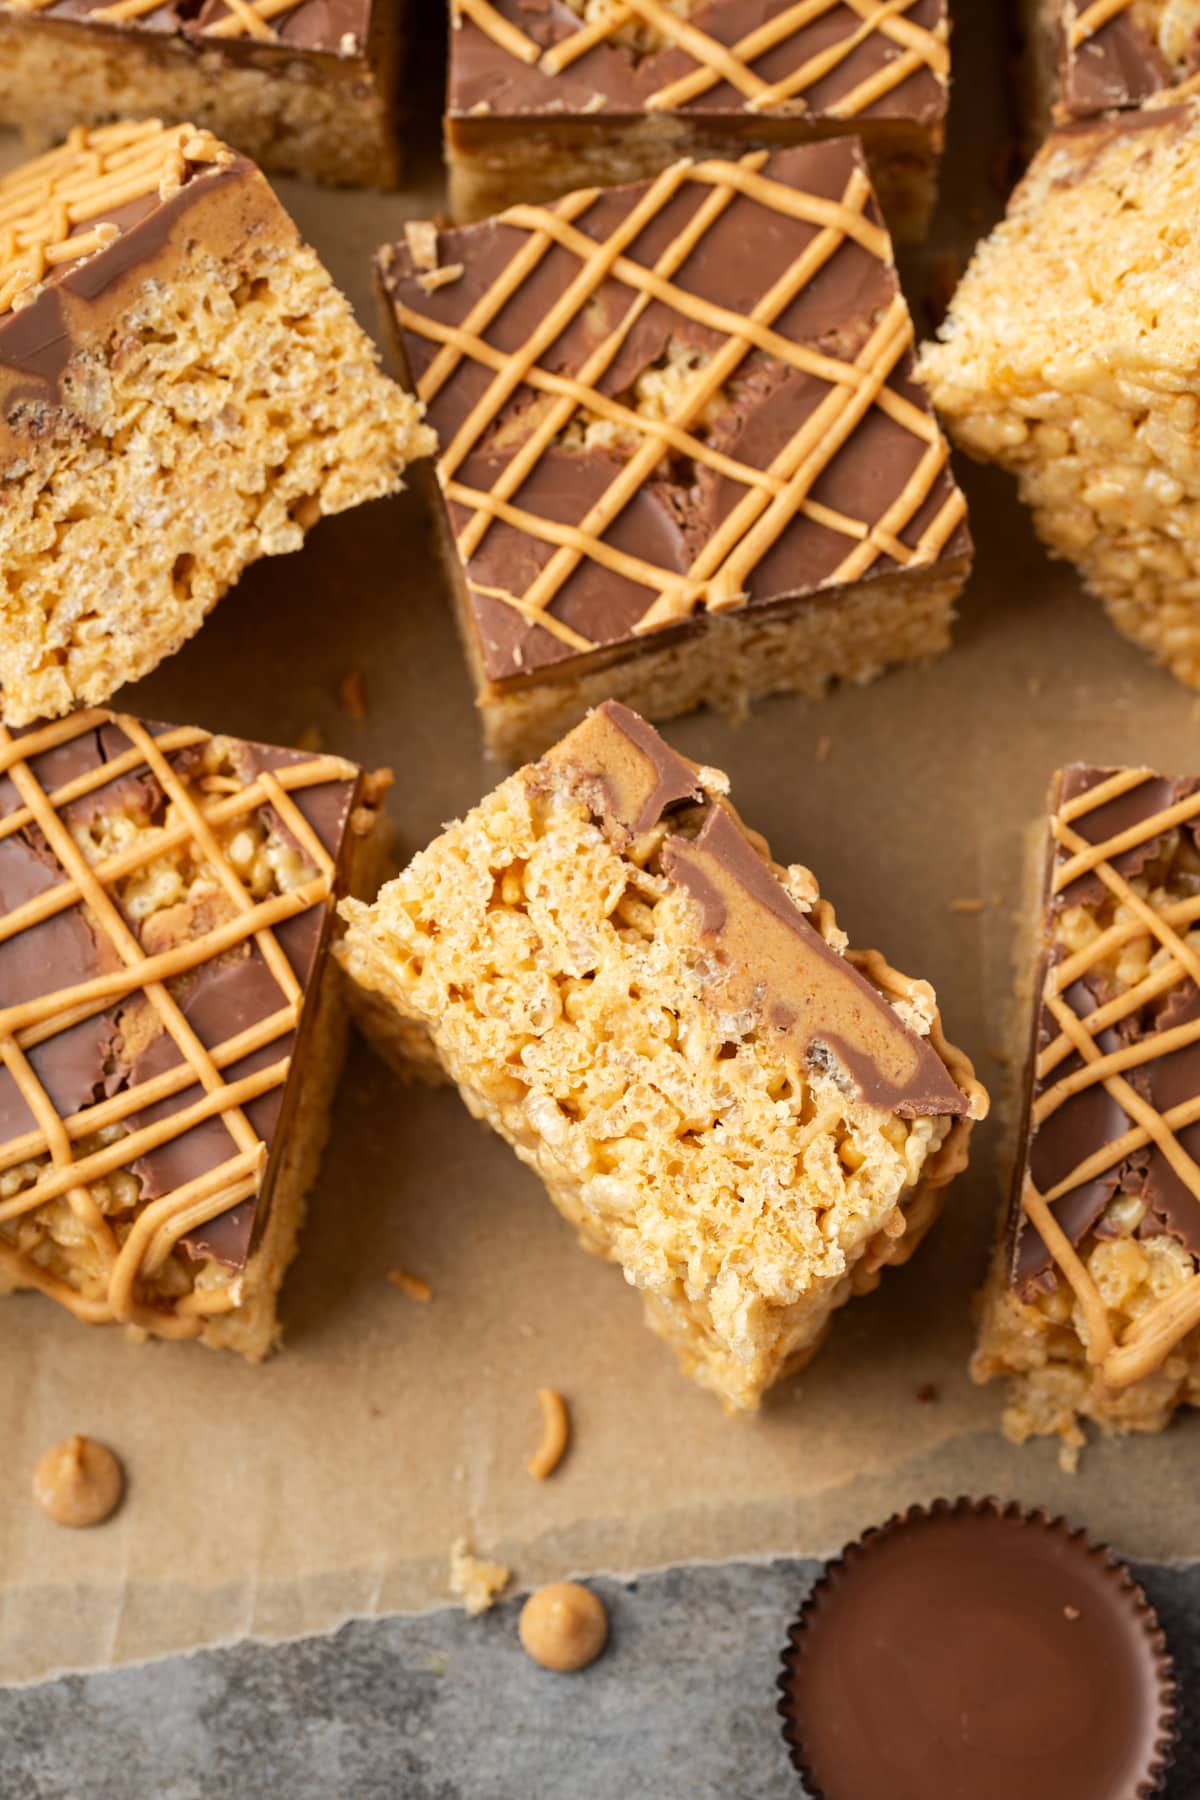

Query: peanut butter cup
[778,1498,1175,1800]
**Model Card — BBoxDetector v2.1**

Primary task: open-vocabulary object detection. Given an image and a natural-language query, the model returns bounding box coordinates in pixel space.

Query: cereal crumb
[338,670,367,719]
[387,1267,432,1302]
[404,219,439,271]
[1064,1604,1081,1621]
[450,1538,511,1615]
[949,897,985,914]
[520,1583,609,1672]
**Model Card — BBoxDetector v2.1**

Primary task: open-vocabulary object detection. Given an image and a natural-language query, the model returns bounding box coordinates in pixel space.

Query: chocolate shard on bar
[0,0,405,187]
[659,803,967,1117]
[1054,0,1185,120]
[445,0,951,242]
[340,701,985,1410]
[0,120,431,728]
[973,761,1200,1458]
[379,139,971,763]
[0,709,386,1359]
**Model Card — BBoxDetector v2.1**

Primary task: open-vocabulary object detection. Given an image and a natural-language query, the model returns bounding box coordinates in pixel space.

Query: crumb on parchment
[450,1537,511,1615]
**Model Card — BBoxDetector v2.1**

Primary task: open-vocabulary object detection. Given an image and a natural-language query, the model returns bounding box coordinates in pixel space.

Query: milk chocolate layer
[780,1501,1175,1800]
[546,702,970,1121]
[1058,2,1176,118]
[447,0,948,126]
[0,716,360,1271]
[1,150,259,426]
[1012,764,1200,1294]
[382,138,971,686]
[0,0,372,63]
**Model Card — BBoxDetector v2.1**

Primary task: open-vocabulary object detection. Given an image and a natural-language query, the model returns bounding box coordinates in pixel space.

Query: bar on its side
[379,141,971,764]
[974,763,1200,1465]
[339,701,987,1410]
[919,99,1200,693]
[0,710,389,1358]
[445,0,951,243]
[0,120,433,727]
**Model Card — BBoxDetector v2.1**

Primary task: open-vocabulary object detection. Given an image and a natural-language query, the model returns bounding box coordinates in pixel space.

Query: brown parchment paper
[5,1,1200,1690]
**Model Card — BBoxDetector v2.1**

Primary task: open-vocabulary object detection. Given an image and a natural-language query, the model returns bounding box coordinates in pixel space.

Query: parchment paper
[5,1,1200,1690]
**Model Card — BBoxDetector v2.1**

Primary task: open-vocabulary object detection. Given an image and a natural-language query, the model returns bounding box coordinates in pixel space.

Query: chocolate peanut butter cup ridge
[778,1497,1176,1800]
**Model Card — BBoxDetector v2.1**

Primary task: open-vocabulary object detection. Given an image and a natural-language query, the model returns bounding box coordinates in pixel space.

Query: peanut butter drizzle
[392,149,964,661]
[1069,0,1138,47]
[0,120,230,317]
[0,712,361,1338]
[1021,768,1200,1389]
[452,0,948,117]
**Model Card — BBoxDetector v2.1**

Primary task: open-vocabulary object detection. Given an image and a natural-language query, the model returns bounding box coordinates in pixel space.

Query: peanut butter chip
[33,1435,124,1529]
[519,1583,608,1672]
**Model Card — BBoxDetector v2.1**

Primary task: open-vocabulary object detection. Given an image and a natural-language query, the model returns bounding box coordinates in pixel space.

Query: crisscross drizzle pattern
[1019,767,1200,1390]
[0,119,229,318]
[0,711,359,1339]
[389,148,965,676]
[451,0,948,118]
[8,0,328,45]
[1064,0,1200,103]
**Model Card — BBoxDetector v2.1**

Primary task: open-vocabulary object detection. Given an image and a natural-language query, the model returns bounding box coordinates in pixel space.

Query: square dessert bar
[974,764,1200,1463]
[446,0,952,242]
[380,141,971,764]
[918,100,1200,692]
[338,702,986,1410]
[0,121,432,727]
[0,0,404,187]
[0,709,387,1358]
[1022,1,1200,141]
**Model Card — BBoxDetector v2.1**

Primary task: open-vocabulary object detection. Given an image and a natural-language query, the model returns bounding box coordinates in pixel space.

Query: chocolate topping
[0,715,361,1277]
[662,804,968,1118]
[1012,764,1200,1292]
[779,1500,1175,1800]
[590,700,702,835]
[1059,2,1172,118]
[1,153,256,411]
[382,138,971,685]
[546,704,970,1121]
[0,0,371,61]
[448,0,948,126]
[1016,977,1131,1286]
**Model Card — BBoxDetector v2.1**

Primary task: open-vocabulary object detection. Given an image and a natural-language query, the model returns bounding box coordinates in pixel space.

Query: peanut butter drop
[33,1435,124,1529]
[519,1582,608,1672]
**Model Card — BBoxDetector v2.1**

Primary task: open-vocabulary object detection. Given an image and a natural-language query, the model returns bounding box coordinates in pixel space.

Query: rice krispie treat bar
[446,0,952,243]
[918,101,1200,692]
[0,710,387,1358]
[0,120,432,728]
[379,141,971,764]
[1021,1,1200,141]
[338,701,987,1410]
[0,0,405,186]
[974,764,1200,1464]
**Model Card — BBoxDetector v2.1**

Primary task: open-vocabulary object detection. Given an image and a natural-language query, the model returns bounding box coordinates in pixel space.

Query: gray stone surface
[1,1556,1197,1798]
